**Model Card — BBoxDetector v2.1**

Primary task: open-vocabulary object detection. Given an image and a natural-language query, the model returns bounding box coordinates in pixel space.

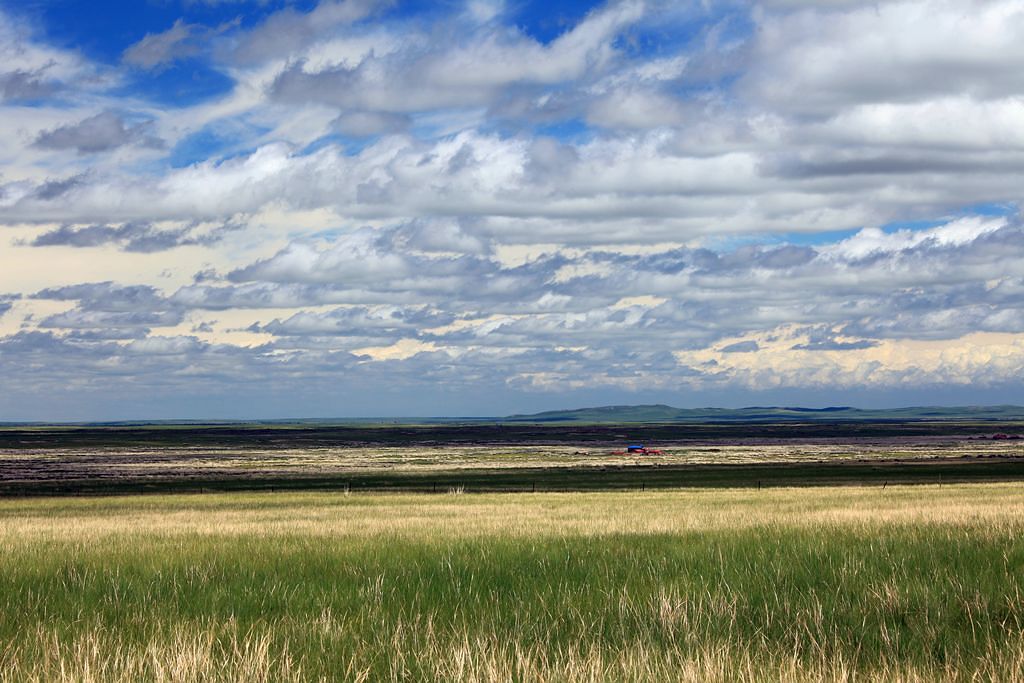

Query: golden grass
[2,483,1022,542]
[6,622,1024,682]
[2,484,1023,682]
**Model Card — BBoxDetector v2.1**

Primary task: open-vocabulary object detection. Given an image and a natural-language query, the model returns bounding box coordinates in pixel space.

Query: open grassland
[2,484,1024,681]
[6,439,1024,477]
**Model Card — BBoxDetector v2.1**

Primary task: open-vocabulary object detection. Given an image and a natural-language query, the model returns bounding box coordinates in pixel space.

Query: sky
[1,0,1023,420]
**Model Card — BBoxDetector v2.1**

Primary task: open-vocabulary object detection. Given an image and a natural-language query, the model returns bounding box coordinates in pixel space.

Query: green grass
[2,485,1023,681]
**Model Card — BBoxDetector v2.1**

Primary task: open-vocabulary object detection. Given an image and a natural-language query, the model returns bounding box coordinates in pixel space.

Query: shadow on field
[3,421,1024,497]
[4,458,1024,498]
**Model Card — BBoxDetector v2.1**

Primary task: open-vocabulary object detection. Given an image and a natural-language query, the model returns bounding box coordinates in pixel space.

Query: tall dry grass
[1,484,1023,681]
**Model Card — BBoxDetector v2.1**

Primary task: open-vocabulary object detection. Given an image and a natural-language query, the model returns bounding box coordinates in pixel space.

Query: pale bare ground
[2,482,1023,543]
[2,439,1022,484]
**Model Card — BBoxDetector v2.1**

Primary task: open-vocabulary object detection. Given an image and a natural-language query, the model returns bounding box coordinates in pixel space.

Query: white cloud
[0,11,90,87]
[34,111,165,155]
[824,216,1009,260]
[817,97,1024,150]
[266,0,644,114]
[744,0,1024,115]
[229,0,392,65]
[2,0,1024,414]
[123,19,201,70]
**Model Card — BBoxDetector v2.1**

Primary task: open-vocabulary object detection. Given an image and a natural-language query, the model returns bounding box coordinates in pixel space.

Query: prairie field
[3,423,1023,496]
[2,484,1024,681]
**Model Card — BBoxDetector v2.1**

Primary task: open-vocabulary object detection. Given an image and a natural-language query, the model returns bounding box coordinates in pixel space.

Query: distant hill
[503,404,1024,423]
[5,404,1024,427]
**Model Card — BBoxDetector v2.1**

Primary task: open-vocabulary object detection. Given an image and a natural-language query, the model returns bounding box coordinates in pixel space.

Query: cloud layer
[0,0,1022,418]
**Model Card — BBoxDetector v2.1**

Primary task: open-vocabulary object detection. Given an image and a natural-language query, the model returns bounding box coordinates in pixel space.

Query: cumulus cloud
[29,282,185,339]
[720,340,759,353]
[123,16,242,70]
[252,305,454,337]
[743,0,1024,115]
[33,111,164,155]
[331,110,411,137]
[3,0,1024,415]
[792,335,879,352]
[137,216,1024,357]
[229,0,391,64]
[267,0,643,113]
[0,10,90,99]
[38,309,185,338]
[226,223,568,310]
[2,124,1011,241]
[0,67,56,101]
[28,221,240,252]
[30,174,88,201]
[123,19,202,70]
[33,282,175,317]
[12,213,1024,377]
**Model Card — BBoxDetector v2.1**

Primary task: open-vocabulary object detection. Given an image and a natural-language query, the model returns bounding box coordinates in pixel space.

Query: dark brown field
[2,421,1023,496]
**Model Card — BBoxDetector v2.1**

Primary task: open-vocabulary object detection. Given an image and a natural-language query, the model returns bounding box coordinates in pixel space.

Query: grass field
[2,484,1023,681]
[3,433,1023,496]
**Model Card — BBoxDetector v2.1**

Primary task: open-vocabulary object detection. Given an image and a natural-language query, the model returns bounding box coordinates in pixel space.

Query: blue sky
[0,0,1023,419]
